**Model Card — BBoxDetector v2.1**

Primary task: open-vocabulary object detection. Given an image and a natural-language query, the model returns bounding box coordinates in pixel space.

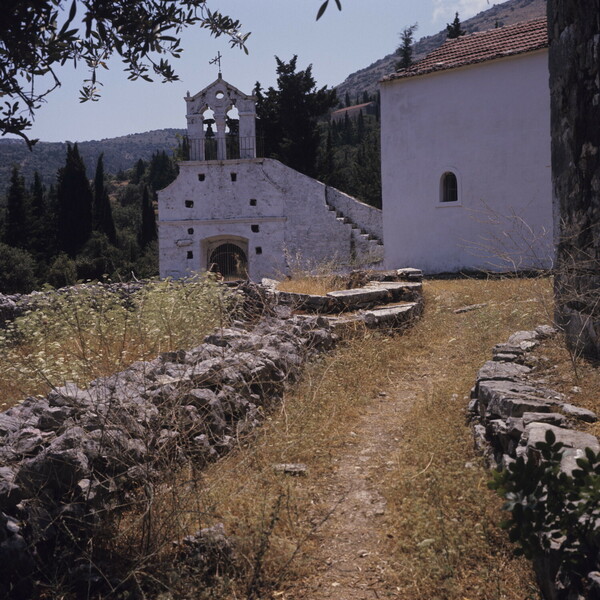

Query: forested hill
[0,128,185,195]
[335,0,547,101]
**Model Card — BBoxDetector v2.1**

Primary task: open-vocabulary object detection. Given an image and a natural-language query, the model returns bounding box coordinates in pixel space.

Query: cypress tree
[56,143,93,257]
[255,56,337,177]
[396,23,418,70]
[446,12,465,39]
[29,171,49,258]
[5,166,30,249]
[93,154,117,244]
[139,186,157,248]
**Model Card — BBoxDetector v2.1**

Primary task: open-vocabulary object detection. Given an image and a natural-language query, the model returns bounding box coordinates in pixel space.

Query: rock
[508,330,541,346]
[273,463,308,476]
[476,360,531,383]
[522,412,568,427]
[395,267,423,281]
[535,324,557,338]
[522,423,600,474]
[363,303,421,328]
[11,428,45,457]
[478,380,563,419]
[177,523,234,579]
[37,406,74,431]
[327,287,390,310]
[560,403,598,423]
[588,571,600,599]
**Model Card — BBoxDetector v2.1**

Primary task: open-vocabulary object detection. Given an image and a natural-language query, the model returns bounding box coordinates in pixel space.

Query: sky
[17,0,497,143]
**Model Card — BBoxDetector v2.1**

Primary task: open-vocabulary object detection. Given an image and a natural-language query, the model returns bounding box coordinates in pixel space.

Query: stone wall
[469,327,600,599]
[158,158,383,281]
[0,286,335,598]
[548,2,600,360]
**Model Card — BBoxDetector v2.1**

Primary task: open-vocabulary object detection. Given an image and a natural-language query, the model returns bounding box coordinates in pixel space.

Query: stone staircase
[267,268,423,332]
[325,201,384,265]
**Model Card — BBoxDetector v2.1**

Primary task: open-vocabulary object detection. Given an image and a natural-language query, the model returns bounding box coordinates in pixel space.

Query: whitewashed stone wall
[158,158,383,280]
[380,50,554,274]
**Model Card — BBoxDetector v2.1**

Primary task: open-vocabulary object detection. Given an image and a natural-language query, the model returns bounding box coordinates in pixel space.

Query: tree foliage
[93,154,117,244]
[396,23,418,70]
[4,166,30,249]
[446,12,465,39]
[489,429,600,593]
[0,0,250,147]
[255,56,337,177]
[56,143,93,257]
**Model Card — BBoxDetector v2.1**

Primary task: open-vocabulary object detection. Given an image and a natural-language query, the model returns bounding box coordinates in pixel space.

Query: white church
[157,75,383,281]
[380,16,553,273]
[159,17,554,280]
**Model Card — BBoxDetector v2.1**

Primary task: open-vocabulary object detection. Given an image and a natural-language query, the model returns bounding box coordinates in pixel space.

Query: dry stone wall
[0,290,335,598]
[469,327,600,600]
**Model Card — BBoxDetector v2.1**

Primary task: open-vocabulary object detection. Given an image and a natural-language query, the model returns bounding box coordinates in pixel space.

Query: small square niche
[255,247,263,255]
[187,251,193,259]
[198,174,205,181]
[251,224,259,233]
[185,200,194,208]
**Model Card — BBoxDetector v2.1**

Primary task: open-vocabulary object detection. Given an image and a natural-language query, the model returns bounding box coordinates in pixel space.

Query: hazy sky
[20,0,497,143]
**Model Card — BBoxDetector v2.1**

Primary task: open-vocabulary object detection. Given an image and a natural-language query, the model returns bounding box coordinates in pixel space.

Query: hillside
[0,128,185,195]
[335,0,547,100]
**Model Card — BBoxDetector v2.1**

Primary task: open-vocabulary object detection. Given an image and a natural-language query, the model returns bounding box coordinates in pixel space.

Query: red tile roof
[382,17,548,82]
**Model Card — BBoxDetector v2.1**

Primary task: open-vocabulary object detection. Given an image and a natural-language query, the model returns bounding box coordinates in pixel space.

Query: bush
[0,242,38,293]
[489,429,600,592]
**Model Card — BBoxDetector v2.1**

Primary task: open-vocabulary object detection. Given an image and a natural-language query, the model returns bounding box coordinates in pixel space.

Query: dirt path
[288,385,421,600]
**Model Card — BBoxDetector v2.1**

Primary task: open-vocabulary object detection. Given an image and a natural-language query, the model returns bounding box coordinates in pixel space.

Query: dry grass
[276,273,348,296]
[379,276,553,599]
[14,273,596,599]
[0,276,233,412]
[112,275,562,599]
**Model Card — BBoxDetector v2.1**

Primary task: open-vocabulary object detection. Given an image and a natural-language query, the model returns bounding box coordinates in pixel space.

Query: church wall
[380,50,553,274]
[158,158,381,280]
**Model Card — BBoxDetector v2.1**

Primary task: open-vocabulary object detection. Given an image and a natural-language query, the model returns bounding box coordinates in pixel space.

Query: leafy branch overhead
[0,0,250,147]
[316,0,342,21]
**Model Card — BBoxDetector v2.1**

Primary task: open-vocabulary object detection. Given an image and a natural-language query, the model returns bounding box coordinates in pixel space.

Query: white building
[158,75,383,281]
[380,17,554,274]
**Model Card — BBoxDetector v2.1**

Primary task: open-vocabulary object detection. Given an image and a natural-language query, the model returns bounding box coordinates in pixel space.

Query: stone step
[363,302,422,329]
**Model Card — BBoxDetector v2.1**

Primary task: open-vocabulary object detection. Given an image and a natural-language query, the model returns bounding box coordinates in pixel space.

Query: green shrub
[0,242,38,293]
[489,429,600,590]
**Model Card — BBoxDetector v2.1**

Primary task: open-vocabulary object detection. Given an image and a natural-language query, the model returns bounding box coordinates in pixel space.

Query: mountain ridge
[335,0,547,100]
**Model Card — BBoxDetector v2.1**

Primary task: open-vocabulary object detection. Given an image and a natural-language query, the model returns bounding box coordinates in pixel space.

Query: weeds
[0,274,235,410]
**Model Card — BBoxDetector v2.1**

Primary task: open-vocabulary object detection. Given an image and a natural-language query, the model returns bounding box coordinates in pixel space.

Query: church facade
[380,17,554,274]
[158,75,383,281]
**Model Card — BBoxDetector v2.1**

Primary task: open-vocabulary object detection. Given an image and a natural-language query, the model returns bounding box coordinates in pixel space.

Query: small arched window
[441,172,458,203]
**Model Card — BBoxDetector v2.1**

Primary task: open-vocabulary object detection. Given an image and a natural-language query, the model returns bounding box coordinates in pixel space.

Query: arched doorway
[208,242,248,280]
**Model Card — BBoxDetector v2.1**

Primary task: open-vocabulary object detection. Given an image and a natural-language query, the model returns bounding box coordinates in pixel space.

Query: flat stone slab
[327,287,390,308]
[364,281,422,302]
[478,380,564,419]
[396,268,423,281]
[363,303,420,328]
[275,291,333,311]
[273,463,308,476]
[522,412,568,427]
[523,423,600,474]
[477,360,531,383]
[561,403,598,423]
